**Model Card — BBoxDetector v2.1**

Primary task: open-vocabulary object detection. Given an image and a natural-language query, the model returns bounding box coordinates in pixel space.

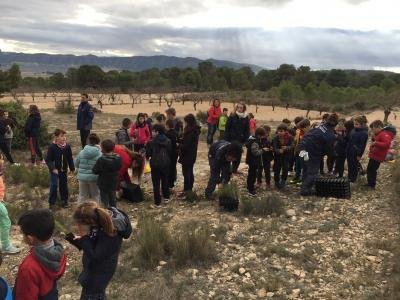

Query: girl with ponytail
[66,201,131,300]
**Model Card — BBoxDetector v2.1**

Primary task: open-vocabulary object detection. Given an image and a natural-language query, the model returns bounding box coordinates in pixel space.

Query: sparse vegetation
[195,110,208,124]
[55,99,75,114]
[240,194,285,217]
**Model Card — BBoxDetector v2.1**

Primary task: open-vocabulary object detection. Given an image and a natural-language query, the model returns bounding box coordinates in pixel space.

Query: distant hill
[0,51,264,76]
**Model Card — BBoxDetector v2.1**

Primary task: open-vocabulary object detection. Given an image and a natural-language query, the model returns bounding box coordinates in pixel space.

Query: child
[272,123,294,189]
[178,114,201,196]
[0,154,20,254]
[289,117,304,172]
[165,108,184,138]
[25,105,44,165]
[206,99,222,146]
[65,201,131,300]
[366,120,396,188]
[3,111,16,154]
[165,119,178,190]
[92,139,122,208]
[218,108,228,140]
[155,113,166,126]
[129,113,151,152]
[76,133,102,203]
[246,127,266,195]
[116,118,134,150]
[14,209,66,299]
[146,125,172,207]
[257,125,274,189]
[0,252,13,299]
[290,118,310,184]
[45,129,75,209]
[144,113,153,138]
[346,116,369,183]
[333,123,347,177]
[248,113,257,136]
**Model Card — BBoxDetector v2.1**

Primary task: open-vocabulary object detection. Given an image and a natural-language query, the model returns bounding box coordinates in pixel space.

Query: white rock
[292,289,301,296]
[245,272,251,278]
[238,292,245,298]
[159,260,167,266]
[286,209,296,217]
[307,229,318,235]
[239,267,246,274]
[257,288,267,298]
[247,253,257,260]
[367,256,377,262]
[266,292,275,297]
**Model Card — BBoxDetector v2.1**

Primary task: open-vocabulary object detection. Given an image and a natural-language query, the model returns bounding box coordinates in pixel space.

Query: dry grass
[240,194,285,217]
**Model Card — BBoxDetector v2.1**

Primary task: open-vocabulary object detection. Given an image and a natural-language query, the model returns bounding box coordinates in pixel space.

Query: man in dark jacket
[93,139,122,208]
[299,113,338,196]
[224,103,250,173]
[77,93,94,148]
[204,140,243,200]
[146,125,172,206]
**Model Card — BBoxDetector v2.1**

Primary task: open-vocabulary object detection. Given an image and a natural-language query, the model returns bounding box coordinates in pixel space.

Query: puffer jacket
[75,145,102,182]
[129,122,151,145]
[369,126,396,162]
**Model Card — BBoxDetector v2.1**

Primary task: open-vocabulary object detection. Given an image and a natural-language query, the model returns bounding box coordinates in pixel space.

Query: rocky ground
[0,111,399,300]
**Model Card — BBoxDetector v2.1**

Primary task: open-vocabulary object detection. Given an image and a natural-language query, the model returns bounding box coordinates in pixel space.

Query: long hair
[183,113,197,134]
[73,201,115,236]
[29,104,40,115]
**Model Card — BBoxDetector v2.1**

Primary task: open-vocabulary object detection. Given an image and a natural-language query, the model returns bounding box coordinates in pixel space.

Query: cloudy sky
[0,0,399,71]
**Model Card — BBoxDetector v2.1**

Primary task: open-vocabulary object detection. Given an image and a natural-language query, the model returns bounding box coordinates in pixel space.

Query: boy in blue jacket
[45,129,75,209]
[346,116,368,183]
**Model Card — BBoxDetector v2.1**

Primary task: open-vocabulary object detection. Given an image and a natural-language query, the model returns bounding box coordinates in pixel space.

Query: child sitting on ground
[0,154,21,254]
[93,139,122,208]
[272,123,294,189]
[45,129,75,209]
[14,209,66,299]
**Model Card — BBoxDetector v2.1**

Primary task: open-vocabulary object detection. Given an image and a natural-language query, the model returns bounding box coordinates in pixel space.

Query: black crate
[315,177,351,199]
[219,196,239,211]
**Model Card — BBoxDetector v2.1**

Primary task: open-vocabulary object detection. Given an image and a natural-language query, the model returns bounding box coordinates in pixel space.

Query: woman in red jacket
[206,99,222,146]
[129,113,151,152]
[367,120,396,188]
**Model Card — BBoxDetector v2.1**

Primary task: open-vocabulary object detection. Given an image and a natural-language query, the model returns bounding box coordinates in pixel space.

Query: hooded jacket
[146,133,172,168]
[208,140,231,166]
[24,112,41,137]
[129,121,151,145]
[75,145,102,182]
[115,127,133,149]
[66,208,131,293]
[224,113,250,144]
[299,123,336,158]
[92,153,122,191]
[77,101,94,131]
[272,133,294,158]
[178,126,201,165]
[13,239,66,300]
[245,136,263,166]
[346,127,369,157]
[114,145,133,187]
[207,106,222,125]
[369,126,396,162]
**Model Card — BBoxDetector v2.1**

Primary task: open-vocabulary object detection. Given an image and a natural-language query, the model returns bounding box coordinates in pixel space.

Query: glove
[299,150,309,161]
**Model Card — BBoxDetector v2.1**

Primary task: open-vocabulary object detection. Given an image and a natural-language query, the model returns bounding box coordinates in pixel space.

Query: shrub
[195,110,208,124]
[183,190,200,203]
[55,99,75,114]
[0,101,51,150]
[240,194,285,217]
[5,164,49,188]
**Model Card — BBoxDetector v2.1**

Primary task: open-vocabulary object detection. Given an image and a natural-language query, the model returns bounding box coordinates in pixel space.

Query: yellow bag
[144,161,151,174]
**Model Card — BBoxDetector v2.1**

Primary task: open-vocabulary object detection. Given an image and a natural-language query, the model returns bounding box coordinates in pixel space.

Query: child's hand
[262,147,270,152]
[52,169,58,174]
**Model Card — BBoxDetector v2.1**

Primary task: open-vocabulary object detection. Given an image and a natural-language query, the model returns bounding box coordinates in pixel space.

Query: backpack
[108,207,132,239]
[0,277,12,300]
[121,182,144,203]
[150,143,170,168]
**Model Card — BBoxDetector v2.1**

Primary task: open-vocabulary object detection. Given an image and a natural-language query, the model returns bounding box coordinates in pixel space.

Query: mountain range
[0,51,263,76]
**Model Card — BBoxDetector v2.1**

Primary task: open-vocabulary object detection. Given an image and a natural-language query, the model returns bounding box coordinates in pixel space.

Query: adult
[129,113,151,153]
[165,108,183,138]
[299,113,338,196]
[224,102,250,173]
[206,99,222,146]
[0,110,16,164]
[3,111,16,154]
[178,114,201,196]
[24,105,44,165]
[204,140,243,200]
[77,93,94,148]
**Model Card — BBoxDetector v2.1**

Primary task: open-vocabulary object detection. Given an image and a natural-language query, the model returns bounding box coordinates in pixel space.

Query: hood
[153,133,170,146]
[101,153,122,171]
[33,239,66,279]
[81,145,101,159]
[383,125,397,137]
[108,207,132,239]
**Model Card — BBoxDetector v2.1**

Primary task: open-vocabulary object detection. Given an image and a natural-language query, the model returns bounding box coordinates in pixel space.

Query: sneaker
[150,204,162,209]
[248,190,257,196]
[205,194,215,201]
[49,204,56,210]
[289,179,299,184]
[3,245,21,254]
[11,163,21,166]
[164,198,170,203]
[177,191,186,198]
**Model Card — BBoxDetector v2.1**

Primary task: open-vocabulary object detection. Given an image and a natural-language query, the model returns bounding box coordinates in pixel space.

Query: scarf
[55,140,67,149]
[236,112,247,119]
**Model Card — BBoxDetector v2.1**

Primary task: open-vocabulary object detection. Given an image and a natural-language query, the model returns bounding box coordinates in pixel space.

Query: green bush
[195,110,208,124]
[240,194,285,217]
[217,183,239,200]
[5,164,49,188]
[55,99,75,114]
[0,101,51,150]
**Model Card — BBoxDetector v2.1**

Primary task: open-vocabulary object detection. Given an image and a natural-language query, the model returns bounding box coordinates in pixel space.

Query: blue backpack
[0,277,12,300]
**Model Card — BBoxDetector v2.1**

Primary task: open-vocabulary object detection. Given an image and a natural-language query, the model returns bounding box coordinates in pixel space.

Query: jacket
[13,239,66,300]
[369,126,396,162]
[45,143,75,172]
[299,123,336,158]
[207,106,222,125]
[0,176,4,201]
[208,140,231,166]
[249,118,257,135]
[178,126,201,165]
[75,145,102,182]
[77,101,94,130]
[272,133,294,158]
[146,133,172,168]
[335,134,347,157]
[294,128,306,154]
[245,136,263,166]
[115,128,133,149]
[114,145,133,186]
[218,115,228,131]
[92,153,122,191]
[24,113,41,137]
[129,122,151,145]
[166,129,178,161]
[346,127,369,157]
[224,113,250,144]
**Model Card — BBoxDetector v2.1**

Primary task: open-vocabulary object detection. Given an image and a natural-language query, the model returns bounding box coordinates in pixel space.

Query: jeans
[294,155,303,180]
[0,138,14,164]
[168,156,178,189]
[301,156,321,195]
[327,155,336,173]
[0,201,11,249]
[80,129,90,148]
[367,158,380,187]
[334,155,346,177]
[182,163,194,191]
[207,123,217,145]
[4,138,12,154]
[99,189,117,208]
[28,136,43,163]
[257,159,271,185]
[49,171,68,206]
[151,166,170,205]
[79,181,100,203]
[205,159,231,198]
[273,155,289,186]
[247,164,258,192]
[347,153,359,182]
[80,289,106,300]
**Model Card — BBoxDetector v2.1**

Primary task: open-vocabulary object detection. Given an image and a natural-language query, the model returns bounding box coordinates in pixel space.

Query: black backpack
[108,207,132,239]
[121,182,144,203]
